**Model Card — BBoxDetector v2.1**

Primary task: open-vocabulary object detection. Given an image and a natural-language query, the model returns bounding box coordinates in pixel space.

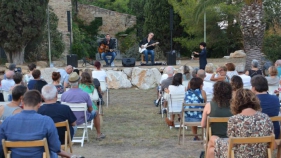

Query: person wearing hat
[61,72,106,140]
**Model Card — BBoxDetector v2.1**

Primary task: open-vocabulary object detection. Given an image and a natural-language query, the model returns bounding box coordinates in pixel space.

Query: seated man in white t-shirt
[1,71,15,92]
[56,65,73,88]
[236,64,251,89]
[197,69,214,102]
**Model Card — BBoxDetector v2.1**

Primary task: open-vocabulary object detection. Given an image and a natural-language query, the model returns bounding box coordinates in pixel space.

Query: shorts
[87,110,97,122]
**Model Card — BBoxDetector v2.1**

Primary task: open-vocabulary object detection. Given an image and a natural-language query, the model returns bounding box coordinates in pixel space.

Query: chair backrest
[227,134,275,158]
[268,85,278,95]
[2,138,50,158]
[182,103,205,112]
[99,81,107,92]
[2,91,9,102]
[61,102,87,124]
[89,88,99,101]
[168,93,185,113]
[182,80,189,89]
[270,116,281,139]
[206,117,229,142]
[55,120,72,153]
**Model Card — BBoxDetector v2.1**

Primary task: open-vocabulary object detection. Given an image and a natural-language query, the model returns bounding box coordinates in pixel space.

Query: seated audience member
[52,72,65,94]
[183,65,191,81]
[266,66,279,86]
[191,67,199,78]
[0,85,27,120]
[79,72,98,110]
[38,84,77,144]
[225,63,238,79]
[275,59,281,77]
[184,77,206,140]
[230,75,243,96]
[84,69,103,105]
[73,69,80,75]
[210,66,230,82]
[197,69,214,102]
[251,75,280,139]
[0,90,80,157]
[27,69,47,93]
[164,73,186,126]
[159,66,174,113]
[24,63,36,84]
[1,71,15,92]
[92,61,107,82]
[57,65,73,88]
[201,81,233,138]
[61,72,106,140]
[207,89,274,158]
[3,63,16,80]
[245,59,263,77]
[204,63,215,81]
[236,64,251,88]
[10,73,23,91]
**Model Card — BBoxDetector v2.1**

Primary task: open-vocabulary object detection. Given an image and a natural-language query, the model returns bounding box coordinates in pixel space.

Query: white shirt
[203,81,214,102]
[92,70,107,82]
[160,74,168,83]
[227,71,239,79]
[57,69,69,85]
[167,85,186,112]
[204,73,213,81]
[239,74,251,88]
[1,79,15,92]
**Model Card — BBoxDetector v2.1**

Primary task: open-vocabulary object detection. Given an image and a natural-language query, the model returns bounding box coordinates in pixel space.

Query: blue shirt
[257,93,280,139]
[184,89,204,119]
[27,80,37,90]
[277,67,281,78]
[38,103,77,145]
[0,110,61,158]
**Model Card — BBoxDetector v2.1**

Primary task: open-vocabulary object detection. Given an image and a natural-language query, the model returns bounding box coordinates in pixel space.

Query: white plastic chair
[167,93,185,129]
[61,102,88,147]
[87,88,103,130]
[99,81,109,108]
[2,91,10,102]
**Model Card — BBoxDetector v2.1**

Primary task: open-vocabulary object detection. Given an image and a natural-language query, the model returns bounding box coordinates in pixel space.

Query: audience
[27,69,47,93]
[160,66,174,113]
[0,85,27,120]
[204,63,215,81]
[183,65,191,81]
[84,69,103,105]
[201,81,232,138]
[52,72,65,94]
[73,69,80,76]
[251,75,280,139]
[0,90,78,157]
[38,84,77,145]
[230,75,243,96]
[184,77,206,140]
[79,72,98,110]
[24,63,36,84]
[275,59,281,77]
[164,73,186,126]
[191,67,199,78]
[245,59,263,77]
[1,71,15,92]
[210,66,229,82]
[57,65,73,88]
[266,66,279,86]
[207,89,274,158]
[197,69,214,102]
[10,73,23,91]
[236,64,251,88]
[3,63,16,80]
[225,63,238,79]
[61,72,106,140]
[92,61,107,82]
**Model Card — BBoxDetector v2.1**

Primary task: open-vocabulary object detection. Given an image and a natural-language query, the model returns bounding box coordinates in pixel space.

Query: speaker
[67,54,78,68]
[167,51,176,65]
[170,8,173,31]
[67,11,71,32]
[122,58,135,67]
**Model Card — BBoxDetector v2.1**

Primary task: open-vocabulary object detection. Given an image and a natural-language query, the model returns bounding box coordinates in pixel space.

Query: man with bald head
[57,65,73,88]
[197,69,214,102]
[1,71,15,92]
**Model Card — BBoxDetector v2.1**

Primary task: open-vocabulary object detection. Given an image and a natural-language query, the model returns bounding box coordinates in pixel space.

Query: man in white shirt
[197,69,214,102]
[1,71,15,92]
[236,64,251,88]
[56,65,73,88]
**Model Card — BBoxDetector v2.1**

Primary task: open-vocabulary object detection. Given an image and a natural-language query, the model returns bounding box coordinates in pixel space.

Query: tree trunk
[5,47,25,65]
[239,2,265,70]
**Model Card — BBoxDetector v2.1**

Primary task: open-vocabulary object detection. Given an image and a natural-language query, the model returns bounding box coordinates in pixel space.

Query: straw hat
[68,72,80,83]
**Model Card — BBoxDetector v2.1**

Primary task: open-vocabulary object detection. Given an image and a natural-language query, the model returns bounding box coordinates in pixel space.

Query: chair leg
[178,125,182,145]
[106,89,109,108]
[183,124,185,145]
[277,144,281,158]
[141,54,144,63]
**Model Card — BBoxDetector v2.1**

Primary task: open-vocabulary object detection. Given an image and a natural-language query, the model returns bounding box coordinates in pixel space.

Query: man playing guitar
[139,32,158,65]
[99,34,116,67]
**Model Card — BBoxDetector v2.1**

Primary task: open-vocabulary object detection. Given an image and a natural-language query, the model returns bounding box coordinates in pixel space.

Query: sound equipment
[122,58,135,67]
[67,54,78,68]
[140,62,166,66]
[67,11,71,32]
[170,8,174,31]
[167,51,176,65]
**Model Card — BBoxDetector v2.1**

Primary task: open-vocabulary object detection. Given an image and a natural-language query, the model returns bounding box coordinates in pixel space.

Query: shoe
[154,99,159,107]
[163,109,167,114]
[165,117,174,126]
[193,136,200,141]
[96,133,106,141]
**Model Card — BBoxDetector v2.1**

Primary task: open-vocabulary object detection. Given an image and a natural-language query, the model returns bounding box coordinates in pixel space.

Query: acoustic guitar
[98,43,110,54]
[139,42,159,53]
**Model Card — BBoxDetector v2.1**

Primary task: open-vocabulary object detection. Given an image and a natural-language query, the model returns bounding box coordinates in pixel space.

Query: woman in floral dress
[207,89,274,158]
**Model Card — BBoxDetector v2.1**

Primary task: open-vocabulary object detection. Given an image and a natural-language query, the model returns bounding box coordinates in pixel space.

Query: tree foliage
[0,0,48,64]
[78,0,130,13]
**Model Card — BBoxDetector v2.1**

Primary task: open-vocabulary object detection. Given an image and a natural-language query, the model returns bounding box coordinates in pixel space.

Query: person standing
[99,34,116,67]
[194,42,207,70]
[139,32,157,65]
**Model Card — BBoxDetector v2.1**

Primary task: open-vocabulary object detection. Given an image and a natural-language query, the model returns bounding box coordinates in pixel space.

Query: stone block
[131,67,161,90]
[36,61,48,68]
[106,70,132,89]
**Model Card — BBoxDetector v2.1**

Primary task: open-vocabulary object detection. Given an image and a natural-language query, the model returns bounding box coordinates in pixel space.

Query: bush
[263,35,281,62]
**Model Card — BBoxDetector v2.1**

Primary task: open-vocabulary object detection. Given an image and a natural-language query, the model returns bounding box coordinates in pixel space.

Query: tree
[0,0,48,64]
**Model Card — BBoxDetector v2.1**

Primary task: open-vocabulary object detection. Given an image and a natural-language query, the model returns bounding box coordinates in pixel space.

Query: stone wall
[48,0,72,57]
[77,4,136,38]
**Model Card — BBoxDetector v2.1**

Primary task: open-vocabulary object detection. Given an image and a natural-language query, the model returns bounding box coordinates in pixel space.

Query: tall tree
[0,0,48,64]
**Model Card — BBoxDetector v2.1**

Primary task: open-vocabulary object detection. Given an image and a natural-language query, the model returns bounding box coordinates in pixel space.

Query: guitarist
[139,32,157,65]
[99,34,116,67]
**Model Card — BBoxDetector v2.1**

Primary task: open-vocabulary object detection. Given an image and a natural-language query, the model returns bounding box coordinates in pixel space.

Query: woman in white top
[24,63,36,85]
[92,61,107,82]
[164,73,186,126]
[266,66,280,86]
[204,63,215,81]
[225,62,238,79]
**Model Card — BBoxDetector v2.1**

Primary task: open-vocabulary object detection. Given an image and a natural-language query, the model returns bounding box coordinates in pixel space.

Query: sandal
[165,118,174,126]
[96,133,106,141]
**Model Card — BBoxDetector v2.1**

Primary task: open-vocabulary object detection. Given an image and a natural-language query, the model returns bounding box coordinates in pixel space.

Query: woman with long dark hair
[79,72,98,110]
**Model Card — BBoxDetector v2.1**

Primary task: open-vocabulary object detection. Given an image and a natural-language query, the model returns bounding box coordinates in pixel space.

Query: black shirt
[38,103,77,145]
[99,38,115,49]
[139,38,155,50]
